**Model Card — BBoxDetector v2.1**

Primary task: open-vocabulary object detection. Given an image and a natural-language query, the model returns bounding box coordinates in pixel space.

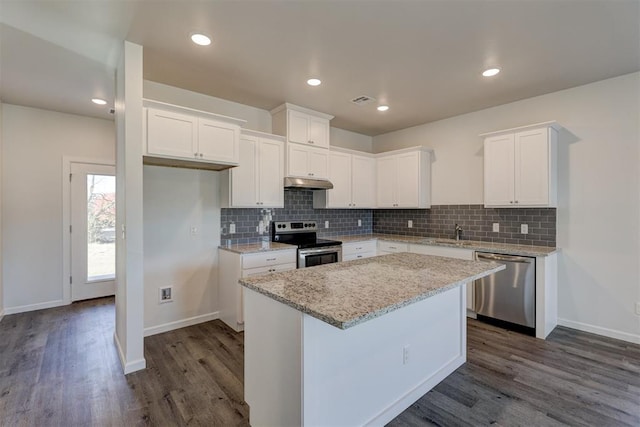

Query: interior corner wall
[143,166,220,335]
[1,104,115,313]
[330,127,373,153]
[373,72,640,343]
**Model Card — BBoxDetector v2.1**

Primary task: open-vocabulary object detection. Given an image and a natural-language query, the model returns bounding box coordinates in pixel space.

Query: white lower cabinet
[218,248,296,332]
[377,240,409,255]
[408,244,476,314]
[342,240,376,261]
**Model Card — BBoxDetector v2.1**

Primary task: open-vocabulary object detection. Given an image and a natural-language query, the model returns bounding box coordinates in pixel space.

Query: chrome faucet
[455,224,463,241]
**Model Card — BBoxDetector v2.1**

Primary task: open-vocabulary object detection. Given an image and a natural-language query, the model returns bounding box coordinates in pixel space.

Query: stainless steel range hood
[284,177,334,190]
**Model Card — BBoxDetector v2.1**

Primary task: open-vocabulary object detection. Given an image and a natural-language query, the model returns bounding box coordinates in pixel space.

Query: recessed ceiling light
[91,98,107,105]
[307,78,322,86]
[377,105,389,112]
[191,33,211,46]
[482,68,501,77]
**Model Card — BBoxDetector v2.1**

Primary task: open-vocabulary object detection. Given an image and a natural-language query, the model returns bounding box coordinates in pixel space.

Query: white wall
[373,72,640,343]
[0,100,3,320]
[1,104,115,312]
[143,166,220,335]
[330,127,373,153]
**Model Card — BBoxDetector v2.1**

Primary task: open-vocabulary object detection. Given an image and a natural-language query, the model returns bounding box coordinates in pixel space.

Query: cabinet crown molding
[479,121,561,137]
[269,102,334,120]
[143,99,247,127]
[374,145,434,158]
[241,129,286,141]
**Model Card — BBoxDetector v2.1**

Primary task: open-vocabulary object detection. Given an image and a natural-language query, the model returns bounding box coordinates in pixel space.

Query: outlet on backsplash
[493,223,500,232]
[408,220,413,228]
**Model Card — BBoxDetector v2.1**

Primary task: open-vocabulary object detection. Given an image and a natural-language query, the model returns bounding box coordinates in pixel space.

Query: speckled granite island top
[218,241,295,254]
[240,252,505,329]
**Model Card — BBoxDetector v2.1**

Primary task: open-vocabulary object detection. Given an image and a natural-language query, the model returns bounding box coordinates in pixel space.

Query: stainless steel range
[271,221,342,268]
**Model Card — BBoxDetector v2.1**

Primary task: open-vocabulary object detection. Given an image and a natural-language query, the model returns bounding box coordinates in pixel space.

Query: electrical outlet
[493,223,500,232]
[403,345,410,365]
[521,224,529,234]
[408,220,413,228]
[635,302,640,316]
[229,223,236,234]
[190,226,198,236]
[159,286,173,304]
[325,221,329,228]
[357,219,362,227]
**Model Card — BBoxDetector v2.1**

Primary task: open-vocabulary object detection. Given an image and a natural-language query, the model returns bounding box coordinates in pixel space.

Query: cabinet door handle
[355,247,362,250]
[266,258,276,261]
[308,140,314,144]
[515,200,519,204]
[194,153,198,157]
[389,246,397,249]
[510,201,514,204]
[357,255,363,258]
[199,153,203,158]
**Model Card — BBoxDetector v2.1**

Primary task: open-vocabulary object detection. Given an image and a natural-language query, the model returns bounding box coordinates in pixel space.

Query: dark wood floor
[1,298,638,426]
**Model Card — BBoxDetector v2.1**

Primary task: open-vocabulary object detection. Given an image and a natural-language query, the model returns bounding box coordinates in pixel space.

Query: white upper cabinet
[376,148,431,208]
[144,100,246,170]
[146,108,197,159]
[222,130,285,208]
[287,144,329,179]
[271,103,334,150]
[482,122,559,208]
[313,150,376,208]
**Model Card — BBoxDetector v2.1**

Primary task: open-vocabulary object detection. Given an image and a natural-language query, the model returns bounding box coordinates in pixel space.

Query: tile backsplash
[220,190,373,244]
[221,192,556,247]
[374,205,556,247]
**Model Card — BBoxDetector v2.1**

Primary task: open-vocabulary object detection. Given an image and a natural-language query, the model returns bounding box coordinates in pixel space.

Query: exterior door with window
[70,163,116,301]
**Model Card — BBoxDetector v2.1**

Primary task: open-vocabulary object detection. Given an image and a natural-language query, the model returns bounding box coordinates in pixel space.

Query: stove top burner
[271,221,342,249]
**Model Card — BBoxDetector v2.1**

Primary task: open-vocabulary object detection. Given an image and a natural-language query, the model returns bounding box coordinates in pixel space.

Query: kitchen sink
[422,238,476,247]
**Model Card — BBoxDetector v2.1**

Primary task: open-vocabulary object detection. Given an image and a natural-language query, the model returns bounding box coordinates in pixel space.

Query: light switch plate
[493,223,500,232]
[408,220,413,228]
[521,224,529,234]
[229,223,236,234]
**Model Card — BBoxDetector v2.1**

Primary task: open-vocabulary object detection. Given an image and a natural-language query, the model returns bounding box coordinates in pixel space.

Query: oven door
[298,245,342,268]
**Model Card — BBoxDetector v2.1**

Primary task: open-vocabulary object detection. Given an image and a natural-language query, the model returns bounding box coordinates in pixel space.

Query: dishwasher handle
[476,252,534,263]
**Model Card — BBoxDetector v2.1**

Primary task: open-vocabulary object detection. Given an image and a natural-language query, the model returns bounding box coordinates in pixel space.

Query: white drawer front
[343,252,376,262]
[242,249,297,269]
[242,262,297,277]
[377,240,408,253]
[342,240,377,256]
[408,244,474,260]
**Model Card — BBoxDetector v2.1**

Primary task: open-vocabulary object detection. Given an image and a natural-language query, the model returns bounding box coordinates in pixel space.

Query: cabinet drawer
[343,240,377,256]
[242,250,297,269]
[242,262,297,277]
[377,240,408,253]
[343,252,376,262]
[408,244,474,260]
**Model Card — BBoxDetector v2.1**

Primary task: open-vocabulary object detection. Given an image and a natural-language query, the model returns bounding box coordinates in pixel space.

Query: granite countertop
[333,233,557,257]
[219,241,296,254]
[240,252,505,329]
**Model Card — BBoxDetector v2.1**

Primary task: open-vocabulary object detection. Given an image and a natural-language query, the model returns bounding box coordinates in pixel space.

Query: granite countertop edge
[240,261,505,330]
[218,242,297,254]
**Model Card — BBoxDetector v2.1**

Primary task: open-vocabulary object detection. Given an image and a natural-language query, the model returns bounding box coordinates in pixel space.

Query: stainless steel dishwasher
[474,252,535,331]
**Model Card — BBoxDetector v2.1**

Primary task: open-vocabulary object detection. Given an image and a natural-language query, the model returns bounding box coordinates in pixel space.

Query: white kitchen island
[240,253,504,426]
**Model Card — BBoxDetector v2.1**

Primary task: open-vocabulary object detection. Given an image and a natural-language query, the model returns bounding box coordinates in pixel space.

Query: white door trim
[62,156,116,305]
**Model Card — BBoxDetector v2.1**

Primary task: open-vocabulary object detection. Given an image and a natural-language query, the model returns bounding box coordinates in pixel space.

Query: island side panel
[301,284,467,427]
[536,252,558,339]
[244,288,303,427]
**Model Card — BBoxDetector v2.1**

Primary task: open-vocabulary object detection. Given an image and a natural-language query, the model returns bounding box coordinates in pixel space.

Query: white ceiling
[1,0,638,136]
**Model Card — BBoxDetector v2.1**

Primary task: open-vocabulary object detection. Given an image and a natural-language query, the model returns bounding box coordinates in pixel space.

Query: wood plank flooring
[1,297,638,426]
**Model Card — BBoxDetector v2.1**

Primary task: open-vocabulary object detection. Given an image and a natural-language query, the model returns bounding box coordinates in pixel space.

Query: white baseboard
[0,308,4,322]
[4,299,66,315]
[114,332,147,375]
[144,311,220,337]
[558,318,640,345]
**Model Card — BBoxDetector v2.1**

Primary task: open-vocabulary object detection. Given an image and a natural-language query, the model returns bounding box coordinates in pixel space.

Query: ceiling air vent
[351,95,376,106]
